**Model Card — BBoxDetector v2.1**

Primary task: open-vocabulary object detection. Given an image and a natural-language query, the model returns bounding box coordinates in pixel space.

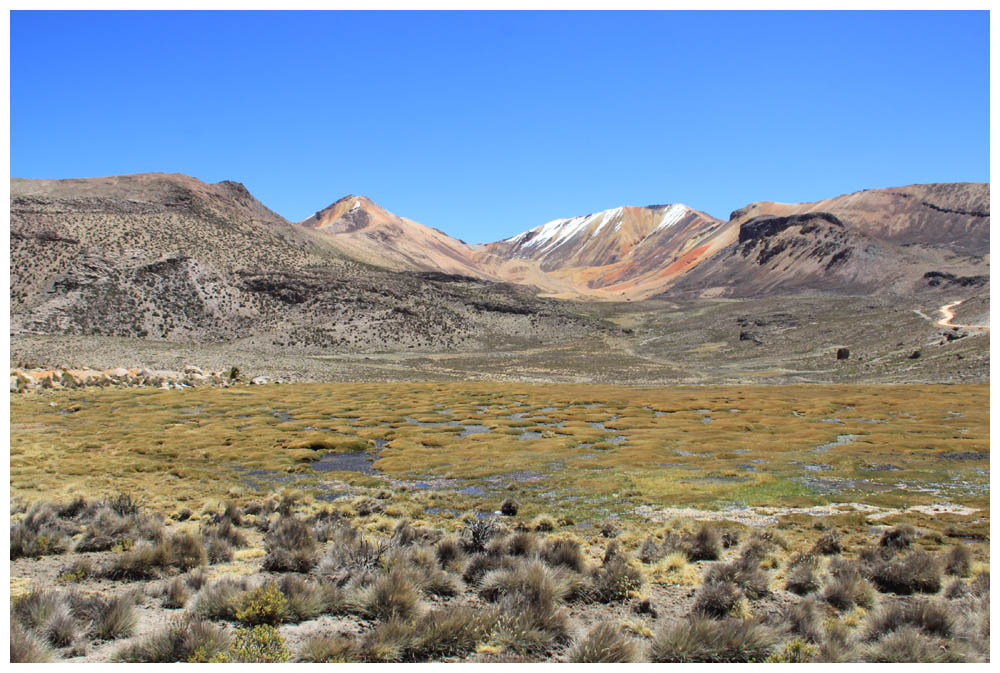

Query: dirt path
[936,300,989,330]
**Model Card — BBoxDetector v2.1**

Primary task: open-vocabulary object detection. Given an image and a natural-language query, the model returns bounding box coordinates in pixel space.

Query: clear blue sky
[11,10,989,243]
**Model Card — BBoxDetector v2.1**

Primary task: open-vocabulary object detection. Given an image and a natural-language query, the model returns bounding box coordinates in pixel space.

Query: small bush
[500,499,519,516]
[540,537,587,572]
[278,575,343,621]
[879,525,916,553]
[811,530,843,556]
[462,516,504,552]
[45,609,77,648]
[263,516,317,572]
[721,529,741,549]
[191,577,249,621]
[692,581,742,619]
[222,624,291,663]
[639,536,664,564]
[203,534,234,564]
[166,531,206,571]
[784,597,823,643]
[162,577,190,609]
[57,559,93,584]
[12,587,65,631]
[786,560,822,595]
[588,556,644,604]
[350,567,422,621]
[462,552,510,587]
[11,622,56,663]
[823,573,877,611]
[234,582,289,626]
[104,543,163,580]
[530,514,557,532]
[435,536,464,568]
[114,617,230,662]
[862,599,955,642]
[299,634,361,663]
[492,595,571,655]
[107,492,141,518]
[686,525,721,561]
[94,594,138,640]
[705,557,770,600]
[871,550,942,595]
[862,625,969,662]
[402,607,498,661]
[650,616,777,662]
[944,544,972,577]
[766,637,819,663]
[506,532,537,557]
[566,621,639,662]
[479,557,573,606]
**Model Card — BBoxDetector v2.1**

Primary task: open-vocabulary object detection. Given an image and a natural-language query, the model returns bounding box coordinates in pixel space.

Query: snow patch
[653,203,689,233]
[351,200,361,211]
[507,206,625,252]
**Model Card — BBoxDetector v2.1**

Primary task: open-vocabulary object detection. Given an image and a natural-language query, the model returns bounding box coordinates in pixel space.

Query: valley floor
[9,381,990,662]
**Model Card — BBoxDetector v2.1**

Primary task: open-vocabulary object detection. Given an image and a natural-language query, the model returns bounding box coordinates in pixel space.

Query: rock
[908,350,921,359]
[250,376,269,385]
[10,376,19,392]
[185,373,208,386]
[836,348,850,360]
[184,365,204,375]
[108,367,129,378]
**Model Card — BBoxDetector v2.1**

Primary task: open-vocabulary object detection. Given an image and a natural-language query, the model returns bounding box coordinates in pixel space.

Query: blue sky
[11,10,989,243]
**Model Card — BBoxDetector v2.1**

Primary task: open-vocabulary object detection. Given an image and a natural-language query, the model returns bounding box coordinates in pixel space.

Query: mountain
[299,195,489,278]
[665,183,990,298]
[9,174,608,350]
[483,204,734,299]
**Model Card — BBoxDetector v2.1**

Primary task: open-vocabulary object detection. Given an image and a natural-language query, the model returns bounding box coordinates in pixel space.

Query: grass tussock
[298,634,362,663]
[348,567,423,621]
[870,550,942,595]
[862,599,955,642]
[650,616,778,662]
[566,621,640,662]
[861,626,970,662]
[944,544,972,577]
[11,621,57,663]
[262,515,318,572]
[692,581,743,619]
[114,617,231,662]
[685,525,722,562]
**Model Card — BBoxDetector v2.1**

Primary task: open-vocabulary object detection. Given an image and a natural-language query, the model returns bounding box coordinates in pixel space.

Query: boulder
[250,376,270,385]
[108,367,129,379]
[184,365,204,375]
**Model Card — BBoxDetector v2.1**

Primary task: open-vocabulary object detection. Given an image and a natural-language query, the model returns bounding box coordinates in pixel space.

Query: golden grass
[9,383,988,529]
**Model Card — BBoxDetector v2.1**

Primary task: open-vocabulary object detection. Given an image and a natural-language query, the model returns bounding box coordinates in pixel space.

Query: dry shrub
[870,550,942,595]
[686,525,721,561]
[113,617,230,662]
[349,567,422,621]
[492,594,571,655]
[540,537,587,572]
[823,573,877,611]
[650,616,777,663]
[299,634,361,663]
[588,555,644,604]
[783,597,824,643]
[462,516,504,552]
[567,621,640,662]
[944,544,972,577]
[263,515,318,572]
[862,626,970,662]
[786,556,822,595]
[163,577,190,609]
[811,530,843,556]
[862,599,955,642]
[506,532,537,557]
[11,622,56,663]
[692,581,742,619]
[192,577,250,621]
[278,575,344,621]
[879,525,916,553]
[479,557,573,606]
[705,556,770,600]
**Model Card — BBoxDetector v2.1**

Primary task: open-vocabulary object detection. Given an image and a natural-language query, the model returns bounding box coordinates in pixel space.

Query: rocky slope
[10,174,608,352]
[483,204,734,299]
[664,183,990,298]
